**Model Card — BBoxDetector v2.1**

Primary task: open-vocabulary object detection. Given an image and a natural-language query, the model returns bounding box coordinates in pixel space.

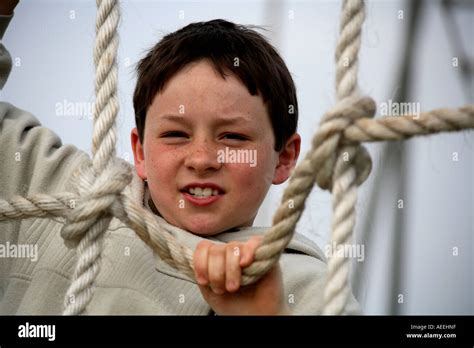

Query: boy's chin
[155,207,230,236]
[168,216,220,236]
[186,223,226,237]
[179,218,237,237]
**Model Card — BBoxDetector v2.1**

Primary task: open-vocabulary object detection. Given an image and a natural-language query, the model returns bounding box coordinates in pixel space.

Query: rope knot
[312,95,376,191]
[60,158,132,248]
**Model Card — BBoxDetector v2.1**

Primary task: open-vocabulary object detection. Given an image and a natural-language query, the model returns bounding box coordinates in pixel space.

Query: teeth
[186,187,221,197]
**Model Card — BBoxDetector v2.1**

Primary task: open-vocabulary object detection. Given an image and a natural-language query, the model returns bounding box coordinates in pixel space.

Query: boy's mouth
[180,183,225,207]
[180,183,225,198]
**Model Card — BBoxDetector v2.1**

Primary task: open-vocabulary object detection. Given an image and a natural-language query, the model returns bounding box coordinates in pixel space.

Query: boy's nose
[184,142,222,174]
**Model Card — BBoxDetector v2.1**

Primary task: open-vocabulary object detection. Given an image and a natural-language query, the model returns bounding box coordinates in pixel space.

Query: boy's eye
[222,133,247,141]
[161,131,187,138]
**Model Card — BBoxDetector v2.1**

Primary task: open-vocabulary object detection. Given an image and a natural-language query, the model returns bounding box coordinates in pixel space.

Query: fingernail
[226,281,236,291]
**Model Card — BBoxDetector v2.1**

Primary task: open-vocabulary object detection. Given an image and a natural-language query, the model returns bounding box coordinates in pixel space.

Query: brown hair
[133,19,298,152]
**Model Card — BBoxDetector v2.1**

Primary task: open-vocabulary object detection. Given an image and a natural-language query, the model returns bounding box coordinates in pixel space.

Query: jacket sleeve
[0,13,89,312]
[0,13,87,200]
[0,14,13,89]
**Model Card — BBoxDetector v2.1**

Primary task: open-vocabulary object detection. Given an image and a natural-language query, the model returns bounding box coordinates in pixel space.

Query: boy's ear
[131,127,147,180]
[272,133,301,185]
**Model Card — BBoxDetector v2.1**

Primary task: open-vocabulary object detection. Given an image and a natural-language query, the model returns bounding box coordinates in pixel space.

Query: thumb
[240,236,263,267]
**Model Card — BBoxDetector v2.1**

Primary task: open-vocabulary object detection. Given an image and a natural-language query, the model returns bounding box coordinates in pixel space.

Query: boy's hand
[193,236,291,315]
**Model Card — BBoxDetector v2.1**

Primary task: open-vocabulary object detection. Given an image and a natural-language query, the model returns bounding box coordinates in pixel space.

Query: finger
[225,242,242,292]
[193,240,212,286]
[208,244,226,295]
[240,236,263,267]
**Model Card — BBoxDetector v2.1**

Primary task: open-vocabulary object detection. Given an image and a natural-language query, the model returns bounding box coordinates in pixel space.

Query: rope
[322,0,367,314]
[335,0,366,100]
[0,0,473,315]
[62,0,121,315]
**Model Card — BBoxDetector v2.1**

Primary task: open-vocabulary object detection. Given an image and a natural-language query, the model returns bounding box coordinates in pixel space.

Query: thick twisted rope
[321,0,368,315]
[61,0,120,315]
[335,0,365,100]
[0,0,473,315]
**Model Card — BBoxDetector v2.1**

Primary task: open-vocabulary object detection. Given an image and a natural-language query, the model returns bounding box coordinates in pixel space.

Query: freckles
[149,146,183,167]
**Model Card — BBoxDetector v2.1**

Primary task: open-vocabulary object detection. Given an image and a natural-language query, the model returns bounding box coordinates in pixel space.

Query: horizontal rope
[344,105,474,143]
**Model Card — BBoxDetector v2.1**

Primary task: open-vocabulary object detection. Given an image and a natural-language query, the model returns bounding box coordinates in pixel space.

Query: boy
[0,2,360,315]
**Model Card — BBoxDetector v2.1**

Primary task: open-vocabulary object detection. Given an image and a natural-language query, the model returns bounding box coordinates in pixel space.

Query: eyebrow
[159,114,251,125]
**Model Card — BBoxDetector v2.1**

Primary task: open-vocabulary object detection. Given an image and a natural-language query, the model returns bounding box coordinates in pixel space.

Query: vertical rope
[323,0,366,314]
[335,0,365,101]
[92,0,120,172]
[63,0,120,315]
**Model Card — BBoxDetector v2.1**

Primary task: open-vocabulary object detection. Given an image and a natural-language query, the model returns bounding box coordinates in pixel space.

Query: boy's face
[131,59,300,236]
